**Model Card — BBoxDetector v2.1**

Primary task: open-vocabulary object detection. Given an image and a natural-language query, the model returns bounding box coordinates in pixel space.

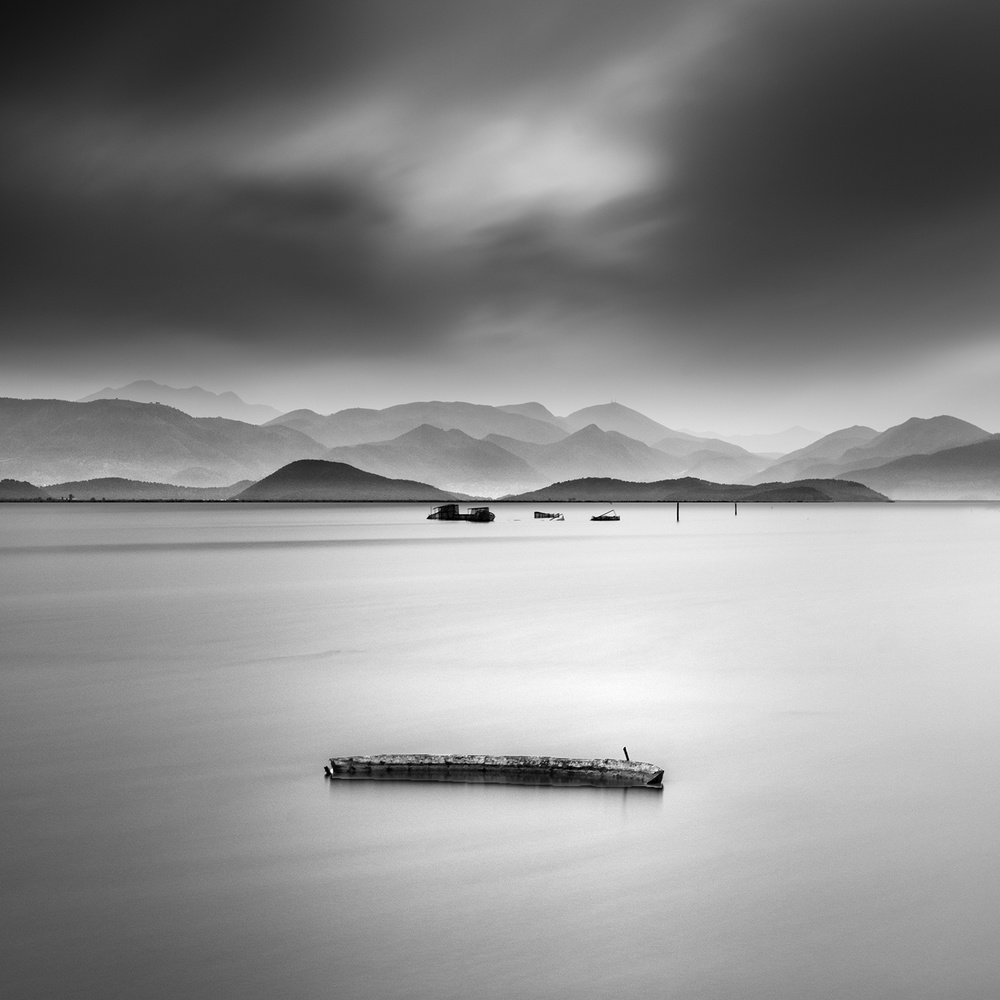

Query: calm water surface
[2,502,999,999]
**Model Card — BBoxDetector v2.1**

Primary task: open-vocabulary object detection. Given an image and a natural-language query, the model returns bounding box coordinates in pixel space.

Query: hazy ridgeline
[3,396,999,499]
[2,502,1000,1000]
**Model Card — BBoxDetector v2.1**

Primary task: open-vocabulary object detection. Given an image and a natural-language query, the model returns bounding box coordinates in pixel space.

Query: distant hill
[680,426,823,454]
[651,433,772,481]
[837,436,1000,500]
[750,417,991,483]
[0,478,49,500]
[497,402,574,432]
[325,424,546,497]
[560,404,766,479]
[652,434,753,459]
[79,380,281,423]
[837,416,990,470]
[0,397,325,485]
[486,424,686,485]
[267,401,567,448]
[264,409,337,445]
[675,449,774,483]
[235,460,457,501]
[563,402,674,444]
[44,477,251,500]
[749,425,880,483]
[505,476,888,502]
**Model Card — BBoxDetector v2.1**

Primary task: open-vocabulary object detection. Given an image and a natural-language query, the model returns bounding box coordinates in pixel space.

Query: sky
[3,0,1000,434]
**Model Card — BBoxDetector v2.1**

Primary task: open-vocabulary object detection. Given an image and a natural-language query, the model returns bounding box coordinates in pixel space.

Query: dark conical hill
[0,478,49,500]
[235,460,456,501]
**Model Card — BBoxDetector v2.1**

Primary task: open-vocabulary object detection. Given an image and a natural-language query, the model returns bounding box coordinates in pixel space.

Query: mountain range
[745,416,995,496]
[2,387,999,500]
[268,400,569,447]
[0,397,324,486]
[484,424,684,487]
[325,424,545,497]
[834,438,1000,501]
[79,380,282,423]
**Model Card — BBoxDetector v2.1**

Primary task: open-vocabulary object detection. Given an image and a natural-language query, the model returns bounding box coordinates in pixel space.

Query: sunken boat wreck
[324,753,664,788]
[427,503,495,522]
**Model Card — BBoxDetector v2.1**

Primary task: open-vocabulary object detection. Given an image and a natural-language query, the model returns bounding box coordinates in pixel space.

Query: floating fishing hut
[427,504,495,522]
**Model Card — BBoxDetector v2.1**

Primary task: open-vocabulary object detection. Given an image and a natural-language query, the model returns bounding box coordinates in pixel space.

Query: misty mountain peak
[852,414,989,458]
[396,423,471,443]
[571,423,609,439]
[894,415,982,432]
[563,402,673,444]
[497,402,570,430]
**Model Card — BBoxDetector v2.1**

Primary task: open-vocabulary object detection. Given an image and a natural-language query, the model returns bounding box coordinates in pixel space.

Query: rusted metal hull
[325,754,664,788]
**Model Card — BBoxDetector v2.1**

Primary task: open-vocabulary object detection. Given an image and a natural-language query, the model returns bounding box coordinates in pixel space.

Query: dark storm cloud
[3,0,1000,375]
[0,0,688,361]
[636,0,1000,340]
[0,1,346,112]
[1,158,463,350]
[447,0,1000,361]
[1,0,683,118]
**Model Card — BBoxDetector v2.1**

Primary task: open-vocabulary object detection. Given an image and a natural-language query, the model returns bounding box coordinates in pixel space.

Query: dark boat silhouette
[427,503,495,522]
[534,511,564,520]
[591,509,620,521]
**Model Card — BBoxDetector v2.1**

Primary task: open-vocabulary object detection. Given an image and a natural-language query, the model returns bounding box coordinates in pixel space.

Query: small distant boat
[591,510,620,521]
[534,511,564,520]
[427,503,495,522]
[324,753,664,788]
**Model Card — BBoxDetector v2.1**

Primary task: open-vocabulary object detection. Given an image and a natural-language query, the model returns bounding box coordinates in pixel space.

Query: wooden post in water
[735,502,738,516]
[676,501,680,522]
[623,746,630,761]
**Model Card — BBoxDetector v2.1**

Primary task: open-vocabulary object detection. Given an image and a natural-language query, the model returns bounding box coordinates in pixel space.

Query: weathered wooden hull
[325,754,664,788]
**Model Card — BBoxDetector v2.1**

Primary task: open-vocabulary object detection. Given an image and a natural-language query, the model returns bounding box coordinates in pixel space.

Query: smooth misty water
[2,502,1000,1000]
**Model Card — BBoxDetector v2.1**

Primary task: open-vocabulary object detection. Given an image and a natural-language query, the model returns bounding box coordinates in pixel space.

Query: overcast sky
[3,0,1000,432]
